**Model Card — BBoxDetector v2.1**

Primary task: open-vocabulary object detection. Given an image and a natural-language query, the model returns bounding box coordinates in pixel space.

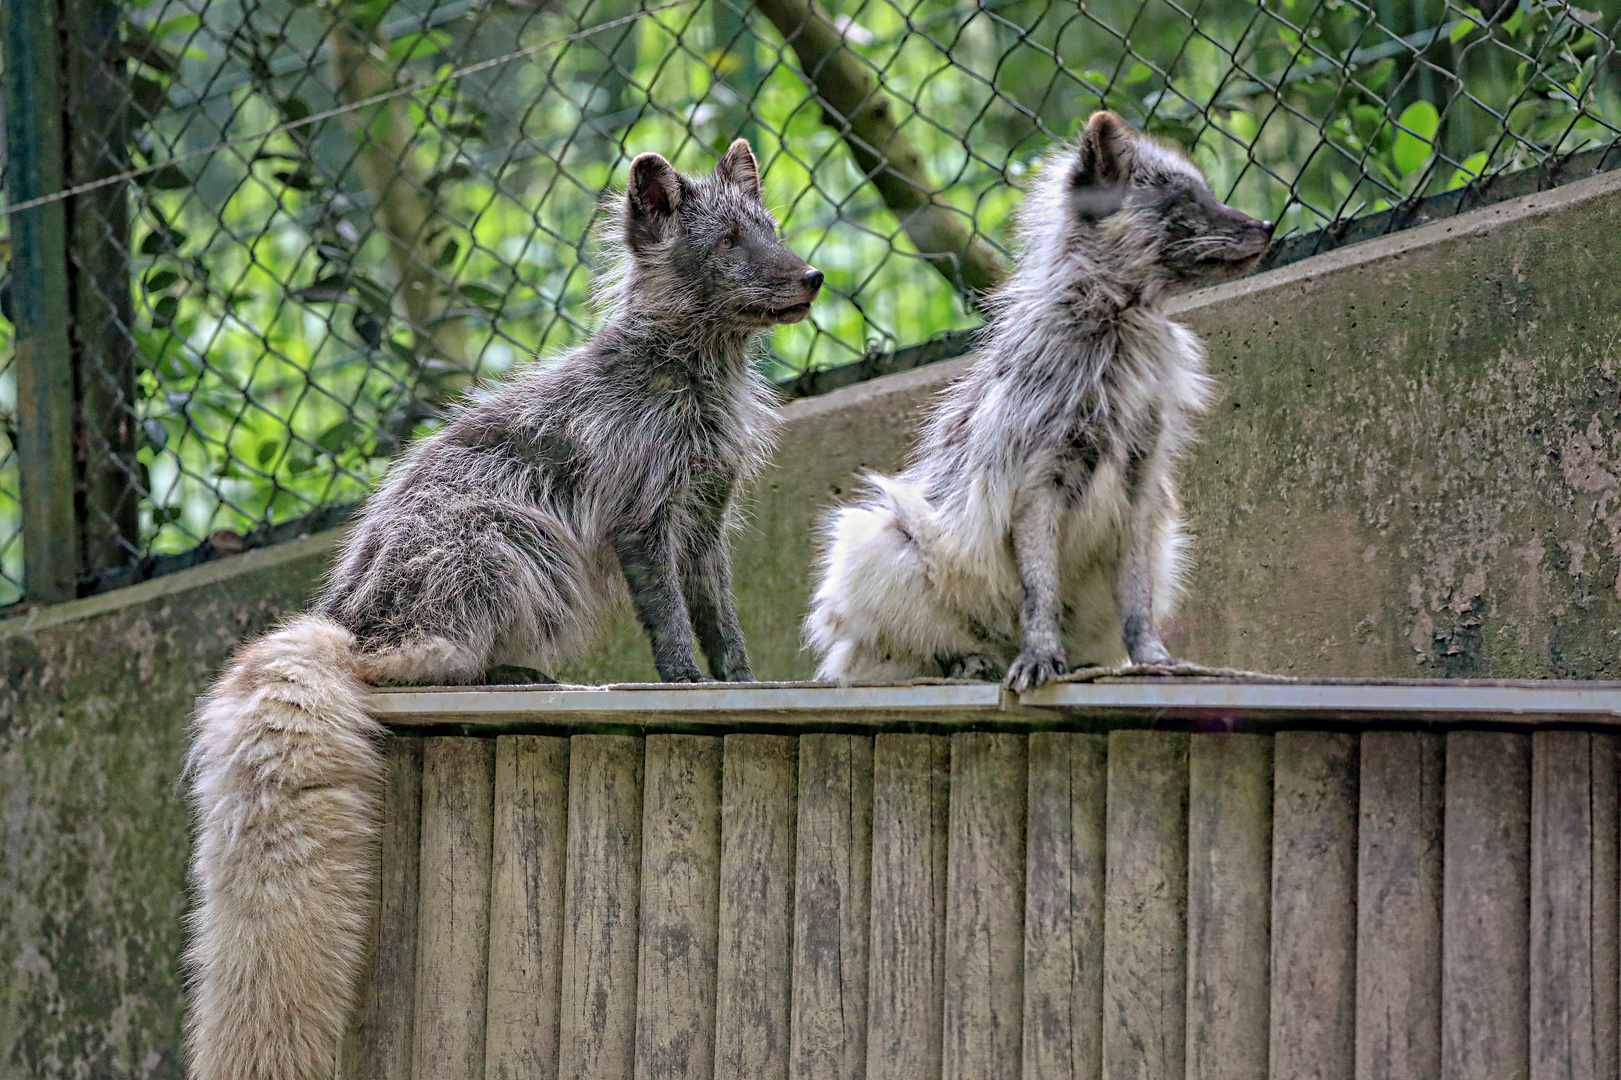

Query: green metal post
[64,0,140,574]
[2,0,81,603]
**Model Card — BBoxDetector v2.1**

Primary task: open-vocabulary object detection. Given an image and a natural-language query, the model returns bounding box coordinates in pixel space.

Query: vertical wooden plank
[1441,732,1530,1080]
[1356,731,1444,1080]
[791,734,874,1080]
[414,737,497,1080]
[943,733,1028,1080]
[485,736,569,1080]
[867,734,950,1080]
[1023,733,1107,1080]
[635,735,723,1080]
[1102,730,1189,1080]
[715,734,799,1080]
[1530,730,1621,1080]
[1590,735,1618,1080]
[1532,730,1592,1080]
[1269,731,1358,1080]
[1186,733,1273,1080]
[559,735,644,1080]
[342,736,424,1080]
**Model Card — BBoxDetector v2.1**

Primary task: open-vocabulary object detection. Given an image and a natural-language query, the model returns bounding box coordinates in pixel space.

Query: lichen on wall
[1,167,1618,1076]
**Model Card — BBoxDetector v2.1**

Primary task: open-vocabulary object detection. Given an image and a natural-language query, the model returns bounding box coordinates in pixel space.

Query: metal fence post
[63,0,140,575]
[2,0,80,603]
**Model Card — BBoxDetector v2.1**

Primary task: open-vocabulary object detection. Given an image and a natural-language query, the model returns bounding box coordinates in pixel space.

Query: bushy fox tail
[185,614,383,1080]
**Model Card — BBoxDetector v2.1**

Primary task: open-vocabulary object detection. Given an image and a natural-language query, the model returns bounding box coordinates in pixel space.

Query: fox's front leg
[1118,477,1177,668]
[681,472,754,682]
[1007,485,1067,691]
[612,517,704,682]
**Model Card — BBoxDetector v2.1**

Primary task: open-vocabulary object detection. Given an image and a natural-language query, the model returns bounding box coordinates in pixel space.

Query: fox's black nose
[1260,219,1276,235]
[802,267,824,292]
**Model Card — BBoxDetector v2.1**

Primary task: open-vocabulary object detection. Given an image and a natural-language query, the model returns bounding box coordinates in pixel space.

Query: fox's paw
[1005,648,1067,692]
[1127,642,1178,670]
[944,654,1005,681]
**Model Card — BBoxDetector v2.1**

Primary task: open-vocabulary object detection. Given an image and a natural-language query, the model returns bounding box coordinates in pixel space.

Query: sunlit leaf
[1447,151,1489,189]
[151,13,201,38]
[387,30,451,62]
[1392,101,1440,176]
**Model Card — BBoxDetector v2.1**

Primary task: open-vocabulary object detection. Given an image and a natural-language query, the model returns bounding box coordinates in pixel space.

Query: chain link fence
[0,0,1617,608]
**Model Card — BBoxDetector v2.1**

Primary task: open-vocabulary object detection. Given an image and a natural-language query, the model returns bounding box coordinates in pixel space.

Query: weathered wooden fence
[338,680,1621,1080]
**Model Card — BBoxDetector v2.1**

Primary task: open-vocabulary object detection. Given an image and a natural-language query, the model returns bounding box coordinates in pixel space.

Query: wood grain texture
[559,735,644,1080]
[715,734,799,1080]
[635,734,723,1080]
[1356,731,1444,1080]
[867,733,951,1080]
[1186,733,1273,1080]
[1102,730,1190,1080]
[342,736,423,1080]
[943,733,1028,1080]
[1022,733,1107,1080]
[791,734,874,1080]
[485,736,569,1080]
[1530,731,1621,1080]
[1269,731,1359,1080]
[414,737,497,1080]
[1589,735,1618,1080]
[1441,732,1530,1080]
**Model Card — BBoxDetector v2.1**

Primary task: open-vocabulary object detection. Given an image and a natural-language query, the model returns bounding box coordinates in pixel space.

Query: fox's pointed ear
[1071,110,1134,189]
[625,152,684,250]
[627,152,683,220]
[713,138,761,199]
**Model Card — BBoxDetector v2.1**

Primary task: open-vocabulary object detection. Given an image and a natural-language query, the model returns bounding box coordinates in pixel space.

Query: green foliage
[0,0,1616,603]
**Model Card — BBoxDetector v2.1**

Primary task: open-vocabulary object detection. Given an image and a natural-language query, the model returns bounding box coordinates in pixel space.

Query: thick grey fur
[805,112,1274,690]
[318,139,821,684]
[183,141,820,1080]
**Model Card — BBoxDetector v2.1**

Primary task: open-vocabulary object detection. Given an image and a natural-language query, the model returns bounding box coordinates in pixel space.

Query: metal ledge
[1019,678,1621,724]
[366,678,1621,734]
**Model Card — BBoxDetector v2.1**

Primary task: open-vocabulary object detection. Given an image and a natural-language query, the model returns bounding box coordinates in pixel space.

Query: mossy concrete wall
[2,167,1618,1074]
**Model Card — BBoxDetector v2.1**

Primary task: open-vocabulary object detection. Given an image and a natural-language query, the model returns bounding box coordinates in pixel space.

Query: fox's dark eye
[718,237,734,250]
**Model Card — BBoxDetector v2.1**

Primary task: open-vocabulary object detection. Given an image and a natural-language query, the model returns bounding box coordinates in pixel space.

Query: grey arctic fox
[185,140,820,1080]
[805,112,1272,689]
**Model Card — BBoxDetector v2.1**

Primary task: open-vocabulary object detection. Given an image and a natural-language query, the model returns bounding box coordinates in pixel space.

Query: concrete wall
[2,167,1618,1074]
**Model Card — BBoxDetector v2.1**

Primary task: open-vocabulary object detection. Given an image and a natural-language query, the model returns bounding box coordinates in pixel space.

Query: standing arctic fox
[185,140,821,1080]
[805,112,1271,689]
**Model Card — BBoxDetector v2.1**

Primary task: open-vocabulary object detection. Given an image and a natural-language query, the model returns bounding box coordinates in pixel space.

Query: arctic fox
[805,112,1272,690]
[185,140,821,1080]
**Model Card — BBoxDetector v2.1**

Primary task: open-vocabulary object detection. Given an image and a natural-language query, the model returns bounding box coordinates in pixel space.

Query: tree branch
[751,0,1008,299]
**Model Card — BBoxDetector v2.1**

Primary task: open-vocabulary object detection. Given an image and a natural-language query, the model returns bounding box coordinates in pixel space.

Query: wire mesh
[0,38,20,606]
[0,0,1617,605]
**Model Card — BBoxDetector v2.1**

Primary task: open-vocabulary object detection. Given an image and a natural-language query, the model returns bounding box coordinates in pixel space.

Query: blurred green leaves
[52,0,1621,565]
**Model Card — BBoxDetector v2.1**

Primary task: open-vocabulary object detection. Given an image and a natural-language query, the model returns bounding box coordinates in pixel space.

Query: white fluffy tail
[806,474,974,683]
[185,614,383,1080]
